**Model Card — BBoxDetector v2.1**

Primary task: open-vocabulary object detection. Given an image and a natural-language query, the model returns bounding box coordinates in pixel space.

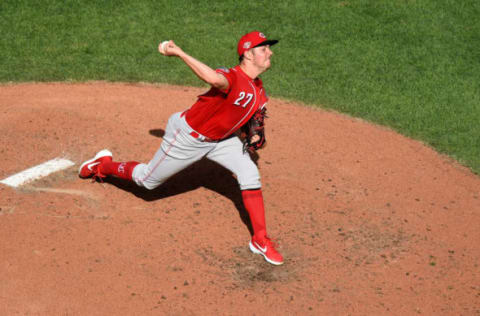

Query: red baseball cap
[237,31,279,56]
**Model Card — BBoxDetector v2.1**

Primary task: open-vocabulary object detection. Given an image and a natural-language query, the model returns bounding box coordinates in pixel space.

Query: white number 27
[233,92,253,108]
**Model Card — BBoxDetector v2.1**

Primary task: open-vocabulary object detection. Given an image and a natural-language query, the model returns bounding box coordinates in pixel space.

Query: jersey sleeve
[215,67,235,94]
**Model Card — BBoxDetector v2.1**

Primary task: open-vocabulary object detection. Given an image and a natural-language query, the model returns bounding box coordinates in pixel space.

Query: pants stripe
[141,128,181,183]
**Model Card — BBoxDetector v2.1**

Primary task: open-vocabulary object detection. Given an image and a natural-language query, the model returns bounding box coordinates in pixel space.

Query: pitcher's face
[251,45,273,71]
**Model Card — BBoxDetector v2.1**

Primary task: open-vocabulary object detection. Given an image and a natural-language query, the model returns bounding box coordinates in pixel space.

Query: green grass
[1,0,479,173]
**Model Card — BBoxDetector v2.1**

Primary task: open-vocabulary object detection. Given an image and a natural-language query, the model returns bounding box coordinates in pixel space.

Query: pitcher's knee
[238,169,261,190]
[132,163,164,190]
[141,180,163,190]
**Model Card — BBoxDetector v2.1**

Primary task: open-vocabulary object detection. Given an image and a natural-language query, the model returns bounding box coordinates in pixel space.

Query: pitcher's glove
[241,107,267,153]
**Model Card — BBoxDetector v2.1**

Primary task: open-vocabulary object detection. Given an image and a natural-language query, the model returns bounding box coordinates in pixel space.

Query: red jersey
[185,65,268,140]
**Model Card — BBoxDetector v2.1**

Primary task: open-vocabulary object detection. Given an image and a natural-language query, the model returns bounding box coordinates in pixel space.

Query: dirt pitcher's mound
[0,82,479,315]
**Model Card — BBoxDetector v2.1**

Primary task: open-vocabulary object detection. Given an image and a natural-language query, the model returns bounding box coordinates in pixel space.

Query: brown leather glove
[241,107,267,153]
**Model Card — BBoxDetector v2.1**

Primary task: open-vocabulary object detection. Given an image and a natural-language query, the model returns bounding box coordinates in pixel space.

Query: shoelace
[91,165,107,183]
[263,236,280,251]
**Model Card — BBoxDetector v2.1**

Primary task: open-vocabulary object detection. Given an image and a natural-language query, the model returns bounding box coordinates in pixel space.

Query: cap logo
[259,33,266,38]
[243,42,251,49]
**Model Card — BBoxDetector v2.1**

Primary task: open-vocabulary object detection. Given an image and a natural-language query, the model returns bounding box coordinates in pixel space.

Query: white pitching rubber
[0,158,75,188]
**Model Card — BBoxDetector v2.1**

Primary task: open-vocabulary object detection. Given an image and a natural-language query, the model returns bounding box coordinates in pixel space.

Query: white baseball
[159,40,169,54]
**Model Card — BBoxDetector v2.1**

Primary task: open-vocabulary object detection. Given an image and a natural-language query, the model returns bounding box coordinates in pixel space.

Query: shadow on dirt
[148,128,165,138]
[104,157,254,236]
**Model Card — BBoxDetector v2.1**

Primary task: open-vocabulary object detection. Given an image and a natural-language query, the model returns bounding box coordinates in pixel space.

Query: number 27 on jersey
[234,92,253,108]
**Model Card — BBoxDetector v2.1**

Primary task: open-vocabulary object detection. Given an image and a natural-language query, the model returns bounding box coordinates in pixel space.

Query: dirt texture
[0,82,479,315]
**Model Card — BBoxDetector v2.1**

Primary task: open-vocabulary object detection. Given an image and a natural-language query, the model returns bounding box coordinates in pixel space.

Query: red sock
[242,189,267,239]
[100,161,139,180]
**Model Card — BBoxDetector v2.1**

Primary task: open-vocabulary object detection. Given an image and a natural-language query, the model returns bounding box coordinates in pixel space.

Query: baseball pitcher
[79,31,283,265]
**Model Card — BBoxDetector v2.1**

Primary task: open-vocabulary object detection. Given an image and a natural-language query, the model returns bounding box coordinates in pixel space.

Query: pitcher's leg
[132,145,205,190]
[206,137,265,236]
[132,112,213,190]
[80,112,213,190]
[206,136,261,190]
[205,136,264,235]
[206,136,283,264]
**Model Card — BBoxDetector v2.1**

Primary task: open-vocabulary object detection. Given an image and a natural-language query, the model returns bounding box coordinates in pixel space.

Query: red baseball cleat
[249,235,284,265]
[78,149,113,179]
